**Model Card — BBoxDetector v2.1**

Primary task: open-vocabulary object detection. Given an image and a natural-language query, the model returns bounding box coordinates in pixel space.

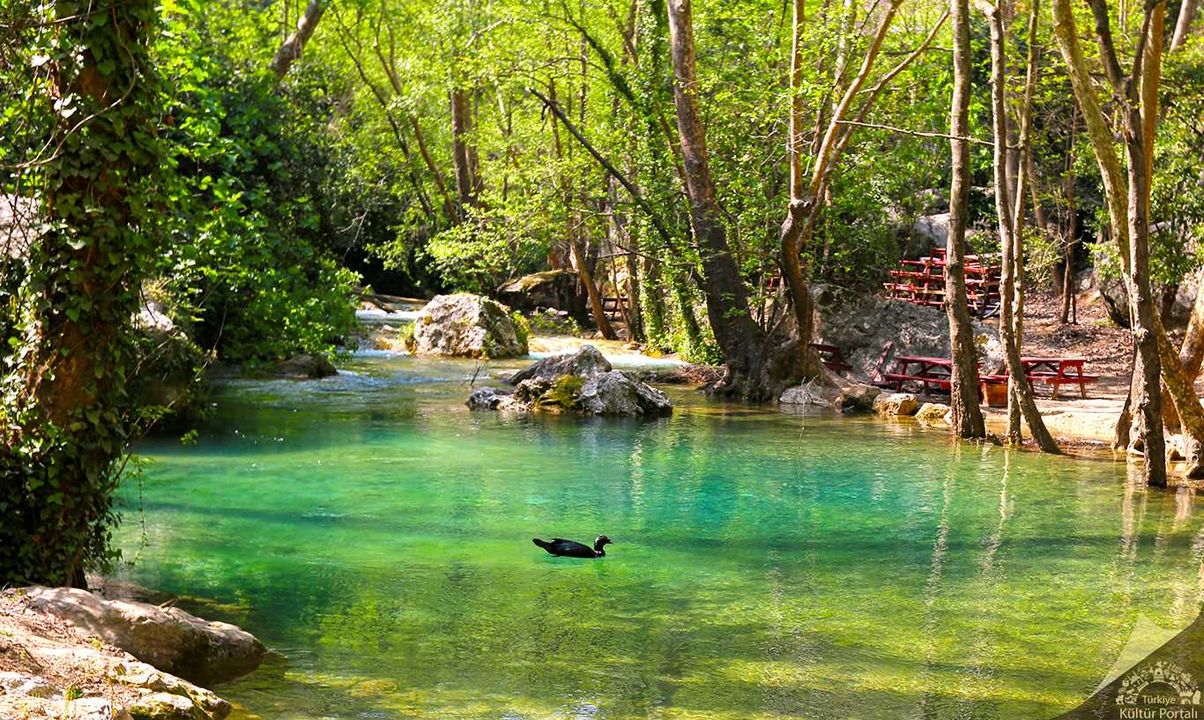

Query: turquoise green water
[115,355,1204,720]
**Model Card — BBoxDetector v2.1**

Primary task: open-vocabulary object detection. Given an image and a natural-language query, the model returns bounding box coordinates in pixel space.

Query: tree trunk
[547,81,617,339]
[271,0,326,79]
[778,0,826,380]
[1179,278,1204,375]
[410,115,457,222]
[945,0,987,439]
[1124,3,1168,485]
[1171,0,1199,51]
[451,85,482,215]
[1155,317,1204,477]
[988,0,1060,453]
[778,0,904,385]
[1051,0,1166,485]
[570,232,618,339]
[2,0,161,585]
[666,0,777,398]
[1060,162,1078,324]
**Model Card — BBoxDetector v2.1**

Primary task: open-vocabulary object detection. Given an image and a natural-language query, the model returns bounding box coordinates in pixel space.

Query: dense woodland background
[1,0,1203,583]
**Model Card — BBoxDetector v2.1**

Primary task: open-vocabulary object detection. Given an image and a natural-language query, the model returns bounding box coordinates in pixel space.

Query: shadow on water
[117,356,1204,719]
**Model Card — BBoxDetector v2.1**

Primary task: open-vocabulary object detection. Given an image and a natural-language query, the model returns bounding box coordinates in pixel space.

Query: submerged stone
[914,402,952,426]
[273,353,337,379]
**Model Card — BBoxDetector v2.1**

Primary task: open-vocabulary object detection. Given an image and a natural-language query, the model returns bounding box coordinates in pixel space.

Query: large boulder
[508,344,611,385]
[1094,267,1201,331]
[1095,271,1130,328]
[578,371,673,416]
[812,284,1003,381]
[412,293,528,359]
[909,213,950,257]
[1,589,233,720]
[835,383,882,413]
[468,345,671,417]
[20,586,264,686]
[873,392,920,416]
[497,269,577,311]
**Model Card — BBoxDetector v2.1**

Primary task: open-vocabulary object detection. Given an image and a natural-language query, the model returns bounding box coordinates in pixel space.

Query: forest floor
[1020,288,1133,397]
[981,287,1138,447]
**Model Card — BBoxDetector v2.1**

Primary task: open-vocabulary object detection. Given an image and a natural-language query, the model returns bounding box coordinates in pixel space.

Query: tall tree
[1171,0,1199,50]
[665,0,780,398]
[986,0,1059,452]
[1051,0,1167,485]
[1,0,163,585]
[778,0,926,380]
[944,0,986,439]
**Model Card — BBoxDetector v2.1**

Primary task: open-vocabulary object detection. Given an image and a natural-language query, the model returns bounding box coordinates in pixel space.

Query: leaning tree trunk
[610,177,646,341]
[945,0,987,439]
[988,0,1060,453]
[546,80,618,340]
[271,0,326,79]
[1171,0,1199,51]
[666,0,778,398]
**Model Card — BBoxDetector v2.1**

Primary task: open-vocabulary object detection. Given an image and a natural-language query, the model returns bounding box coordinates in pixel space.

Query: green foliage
[526,310,581,336]
[152,1,359,363]
[1148,40,1204,287]
[417,194,553,295]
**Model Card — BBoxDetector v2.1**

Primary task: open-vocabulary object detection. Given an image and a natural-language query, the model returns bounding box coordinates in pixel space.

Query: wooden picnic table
[601,296,628,320]
[884,253,1002,317]
[879,354,1096,400]
[881,355,954,393]
[1019,356,1098,399]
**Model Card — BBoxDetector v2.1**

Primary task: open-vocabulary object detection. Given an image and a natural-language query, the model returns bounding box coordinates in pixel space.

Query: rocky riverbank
[0,586,262,719]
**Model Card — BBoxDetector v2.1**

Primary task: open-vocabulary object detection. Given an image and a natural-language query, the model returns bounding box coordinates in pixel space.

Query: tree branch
[528,87,679,255]
[835,119,993,145]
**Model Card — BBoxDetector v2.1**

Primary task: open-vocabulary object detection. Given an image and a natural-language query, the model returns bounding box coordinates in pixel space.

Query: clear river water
[114,352,1204,720]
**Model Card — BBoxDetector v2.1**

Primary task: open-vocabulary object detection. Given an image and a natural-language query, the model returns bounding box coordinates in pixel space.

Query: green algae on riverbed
[115,355,1204,719]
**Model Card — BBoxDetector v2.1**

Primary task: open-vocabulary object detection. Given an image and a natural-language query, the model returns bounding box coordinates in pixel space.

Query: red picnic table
[881,355,955,393]
[879,354,1096,400]
[883,253,1001,317]
[1019,356,1098,399]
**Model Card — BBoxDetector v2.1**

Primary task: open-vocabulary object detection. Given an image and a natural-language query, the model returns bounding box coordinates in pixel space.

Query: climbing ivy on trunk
[0,0,163,586]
